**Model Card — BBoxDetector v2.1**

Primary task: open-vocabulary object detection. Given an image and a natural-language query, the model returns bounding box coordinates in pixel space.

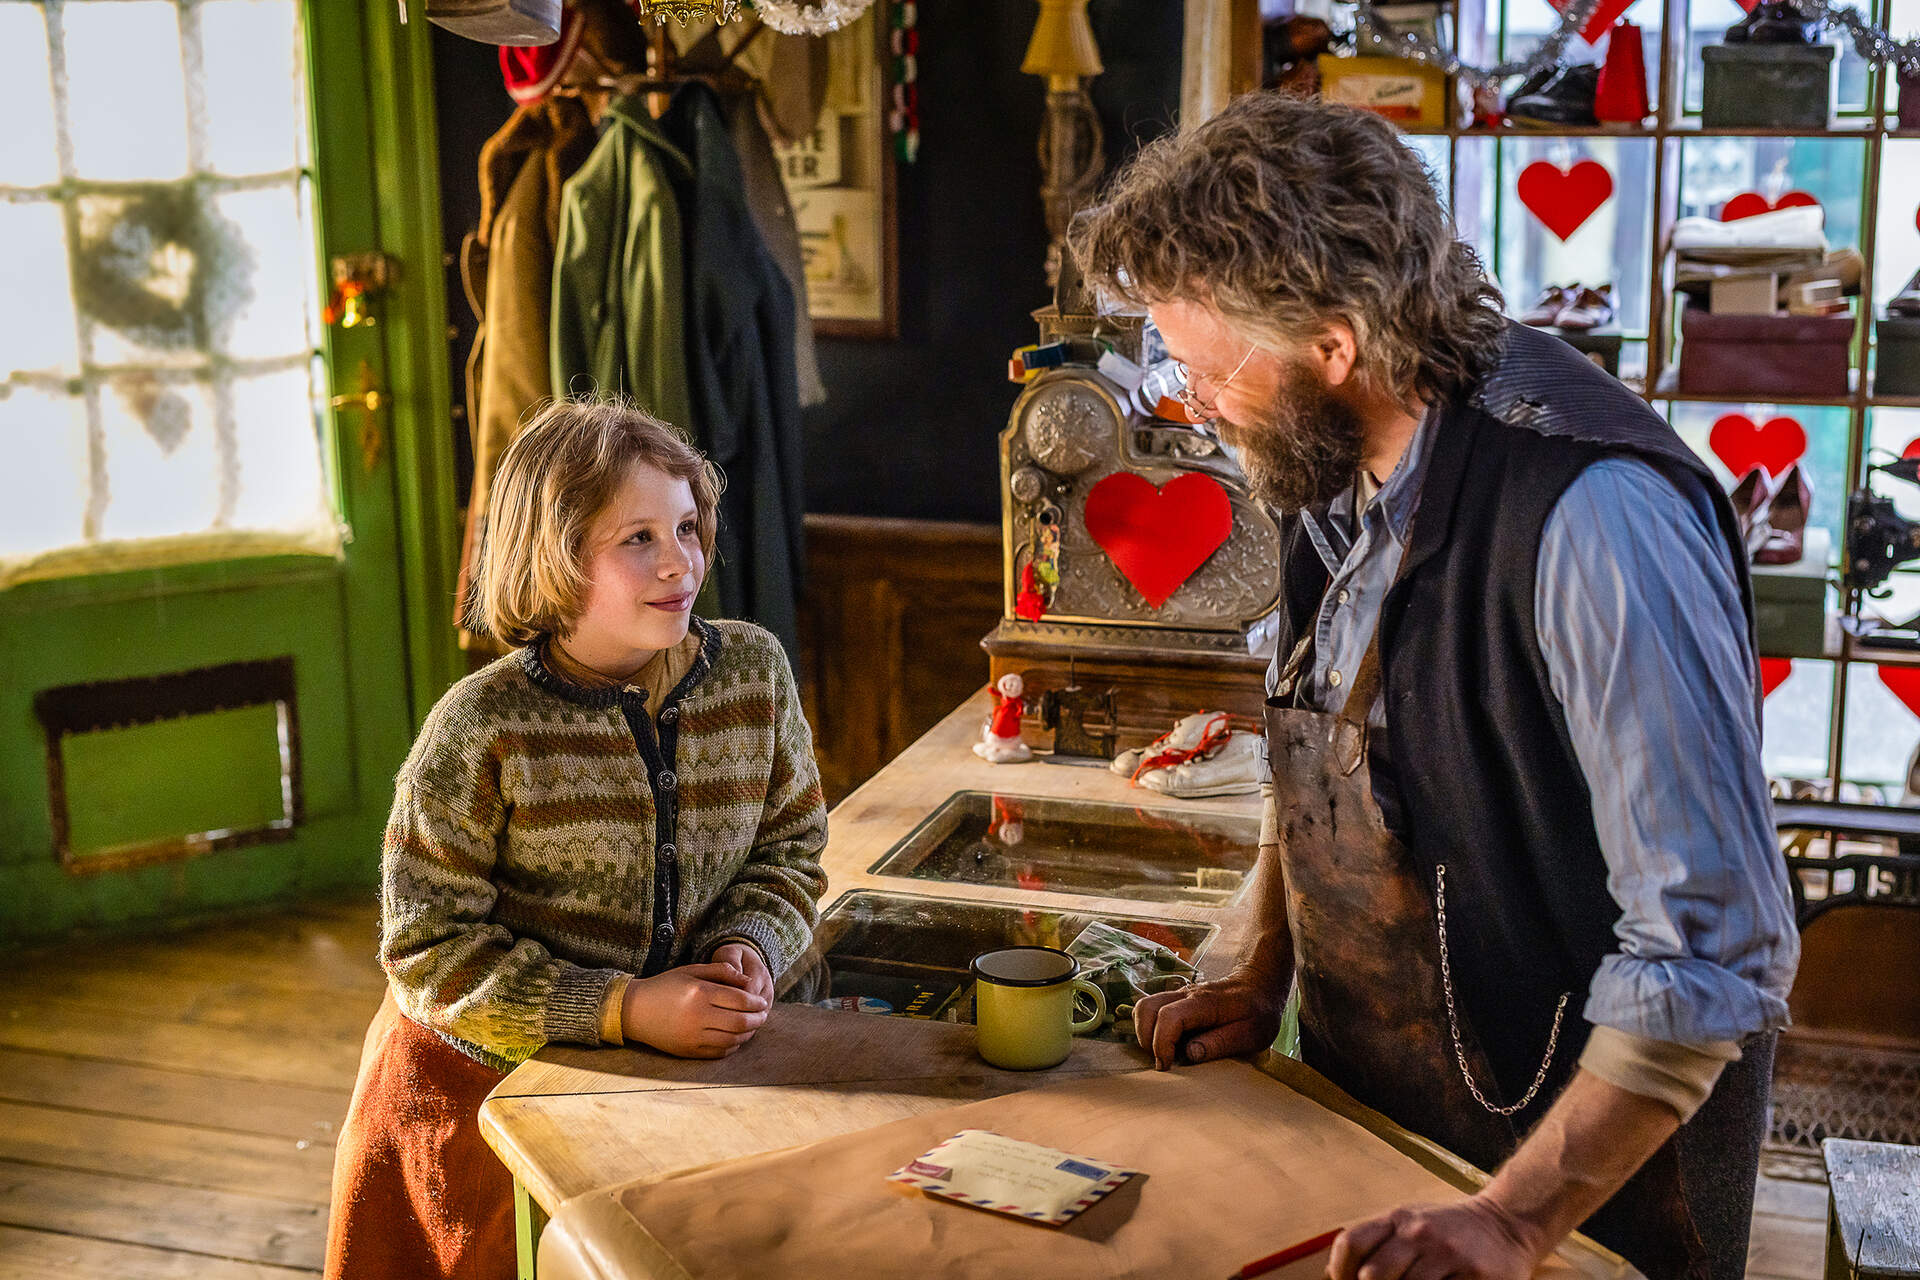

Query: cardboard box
[1710,273,1781,317]
[1318,55,1449,129]
[1752,527,1830,657]
[1678,308,1854,397]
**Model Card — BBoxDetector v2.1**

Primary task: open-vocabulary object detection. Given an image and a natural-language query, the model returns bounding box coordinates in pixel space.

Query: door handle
[329,362,386,473]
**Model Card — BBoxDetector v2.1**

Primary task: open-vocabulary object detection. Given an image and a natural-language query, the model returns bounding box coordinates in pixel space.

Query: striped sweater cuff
[700,917,792,977]
[545,964,624,1047]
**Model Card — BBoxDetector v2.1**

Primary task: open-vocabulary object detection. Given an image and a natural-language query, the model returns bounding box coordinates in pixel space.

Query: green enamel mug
[971,946,1108,1070]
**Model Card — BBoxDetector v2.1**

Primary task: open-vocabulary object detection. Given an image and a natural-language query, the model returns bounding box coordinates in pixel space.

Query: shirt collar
[1299,403,1438,571]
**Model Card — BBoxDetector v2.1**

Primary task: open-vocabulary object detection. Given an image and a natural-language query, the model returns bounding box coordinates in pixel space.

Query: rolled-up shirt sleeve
[1537,456,1799,1046]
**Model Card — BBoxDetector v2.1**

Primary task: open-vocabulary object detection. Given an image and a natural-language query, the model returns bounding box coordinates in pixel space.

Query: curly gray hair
[1070,93,1505,405]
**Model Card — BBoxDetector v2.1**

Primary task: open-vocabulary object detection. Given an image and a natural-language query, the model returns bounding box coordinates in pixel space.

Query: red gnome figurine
[973,672,1034,764]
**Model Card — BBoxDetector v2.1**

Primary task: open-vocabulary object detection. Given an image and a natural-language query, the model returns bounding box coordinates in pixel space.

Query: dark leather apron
[1263,627,1753,1280]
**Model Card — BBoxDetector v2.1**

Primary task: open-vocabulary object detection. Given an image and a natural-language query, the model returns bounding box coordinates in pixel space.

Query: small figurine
[974,673,1034,764]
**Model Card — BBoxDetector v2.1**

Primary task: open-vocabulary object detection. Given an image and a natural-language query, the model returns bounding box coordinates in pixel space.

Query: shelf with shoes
[1346,0,1920,791]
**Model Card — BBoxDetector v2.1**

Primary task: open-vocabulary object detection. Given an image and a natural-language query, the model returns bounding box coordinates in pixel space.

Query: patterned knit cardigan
[379,617,828,1070]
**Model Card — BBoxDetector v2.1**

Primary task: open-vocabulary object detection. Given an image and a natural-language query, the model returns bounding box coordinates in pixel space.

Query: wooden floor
[0,899,1829,1279]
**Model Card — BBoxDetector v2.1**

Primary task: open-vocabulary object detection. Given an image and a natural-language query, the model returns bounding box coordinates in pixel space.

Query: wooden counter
[483,685,1267,1275]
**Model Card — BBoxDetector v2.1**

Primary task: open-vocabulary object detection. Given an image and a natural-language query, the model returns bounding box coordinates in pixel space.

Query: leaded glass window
[0,0,337,588]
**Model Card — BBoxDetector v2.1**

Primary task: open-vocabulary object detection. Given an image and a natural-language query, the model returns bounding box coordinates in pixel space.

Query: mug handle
[1069,979,1107,1034]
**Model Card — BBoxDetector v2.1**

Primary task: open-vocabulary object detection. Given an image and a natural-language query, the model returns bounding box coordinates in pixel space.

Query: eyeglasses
[1173,344,1258,421]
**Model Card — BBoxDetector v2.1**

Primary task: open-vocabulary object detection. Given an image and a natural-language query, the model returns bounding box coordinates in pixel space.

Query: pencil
[1227,1227,1342,1279]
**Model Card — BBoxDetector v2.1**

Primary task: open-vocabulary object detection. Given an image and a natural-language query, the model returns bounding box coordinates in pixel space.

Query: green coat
[551,95,694,438]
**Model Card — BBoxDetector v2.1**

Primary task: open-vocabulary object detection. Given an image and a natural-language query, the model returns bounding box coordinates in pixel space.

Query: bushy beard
[1219,360,1366,513]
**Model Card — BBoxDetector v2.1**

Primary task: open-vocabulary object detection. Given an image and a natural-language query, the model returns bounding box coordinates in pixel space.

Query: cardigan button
[660,705,679,724]
[659,842,677,861]
[658,769,678,791]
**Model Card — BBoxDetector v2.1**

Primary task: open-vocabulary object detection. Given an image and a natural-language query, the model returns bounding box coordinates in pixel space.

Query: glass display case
[867,791,1259,907]
[798,889,1218,1038]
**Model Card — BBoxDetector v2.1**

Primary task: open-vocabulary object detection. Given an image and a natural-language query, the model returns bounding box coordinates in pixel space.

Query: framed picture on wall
[775,2,898,338]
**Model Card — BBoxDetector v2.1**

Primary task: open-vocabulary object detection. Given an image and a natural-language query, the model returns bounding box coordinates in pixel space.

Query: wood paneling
[797,515,1003,804]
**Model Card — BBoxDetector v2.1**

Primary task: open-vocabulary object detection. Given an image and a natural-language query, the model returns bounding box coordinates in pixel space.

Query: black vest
[1278,322,1756,1112]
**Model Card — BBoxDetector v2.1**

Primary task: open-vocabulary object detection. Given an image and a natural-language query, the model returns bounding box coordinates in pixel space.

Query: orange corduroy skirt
[324,991,515,1280]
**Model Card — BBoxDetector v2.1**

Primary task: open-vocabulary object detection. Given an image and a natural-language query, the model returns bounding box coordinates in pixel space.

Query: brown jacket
[457,97,595,649]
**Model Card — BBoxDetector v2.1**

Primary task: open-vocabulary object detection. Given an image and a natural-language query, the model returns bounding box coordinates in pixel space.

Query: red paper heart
[1517,160,1614,241]
[1879,665,1920,718]
[1709,414,1806,478]
[1904,437,1920,459]
[1720,190,1819,222]
[1759,657,1793,698]
[1548,0,1638,44]
[1083,472,1233,610]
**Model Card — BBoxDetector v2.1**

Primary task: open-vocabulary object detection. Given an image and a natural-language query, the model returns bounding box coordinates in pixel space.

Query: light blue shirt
[1267,413,1799,1047]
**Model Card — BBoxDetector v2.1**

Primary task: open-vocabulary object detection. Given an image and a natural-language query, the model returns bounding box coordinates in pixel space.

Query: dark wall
[803,0,1182,522]
[430,3,1183,524]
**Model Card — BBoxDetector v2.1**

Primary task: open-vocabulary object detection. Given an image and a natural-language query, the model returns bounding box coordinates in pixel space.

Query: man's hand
[1131,967,1284,1070]
[1327,1197,1544,1280]
[621,962,770,1058]
[711,940,775,1006]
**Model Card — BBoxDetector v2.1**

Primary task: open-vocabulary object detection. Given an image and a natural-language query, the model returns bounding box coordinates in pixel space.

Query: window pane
[96,374,219,542]
[62,1,190,182]
[1665,401,1848,556]
[212,185,311,359]
[1677,137,1864,249]
[0,3,60,187]
[1875,141,1920,313]
[0,385,88,557]
[1843,668,1918,793]
[227,366,328,533]
[1763,657,1834,783]
[197,0,302,177]
[1681,0,1865,116]
[0,200,81,379]
[1497,137,1655,339]
[75,187,251,368]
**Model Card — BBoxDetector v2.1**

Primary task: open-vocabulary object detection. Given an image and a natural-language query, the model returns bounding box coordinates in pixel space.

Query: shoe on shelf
[1521,284,1574,327]
[1723,0,1820,45]
[1889,264,1920,317]
[1755,464,1812,565]
[1506,62,1602,127]
[1554,283,1616,331]
[1729,465,1775,557]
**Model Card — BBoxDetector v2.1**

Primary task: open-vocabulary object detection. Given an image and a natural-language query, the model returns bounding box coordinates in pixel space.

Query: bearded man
[1071,93,1797,1280]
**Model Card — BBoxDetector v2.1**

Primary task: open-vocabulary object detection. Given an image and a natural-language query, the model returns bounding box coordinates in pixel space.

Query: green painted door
[0,0,460,945]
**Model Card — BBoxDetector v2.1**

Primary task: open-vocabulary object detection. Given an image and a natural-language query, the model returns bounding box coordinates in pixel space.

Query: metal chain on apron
[1434,863,1570,1116]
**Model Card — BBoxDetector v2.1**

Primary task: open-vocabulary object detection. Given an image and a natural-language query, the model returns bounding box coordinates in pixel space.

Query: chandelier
[630,0,743,23]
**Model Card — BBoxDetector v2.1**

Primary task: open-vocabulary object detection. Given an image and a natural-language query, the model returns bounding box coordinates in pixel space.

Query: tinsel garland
[750,0,874,35]
[1350,0,1605,88]
[1803,0,1920,78]
[1353,0,1920,86]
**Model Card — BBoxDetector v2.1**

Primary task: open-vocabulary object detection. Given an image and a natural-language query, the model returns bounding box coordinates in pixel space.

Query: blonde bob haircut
[474,397,723,647]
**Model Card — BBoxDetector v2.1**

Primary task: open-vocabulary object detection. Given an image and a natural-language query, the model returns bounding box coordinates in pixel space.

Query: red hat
[499,2,585,103]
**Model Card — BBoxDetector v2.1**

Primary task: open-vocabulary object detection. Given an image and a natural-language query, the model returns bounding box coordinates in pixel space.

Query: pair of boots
[1731,464,1813,565]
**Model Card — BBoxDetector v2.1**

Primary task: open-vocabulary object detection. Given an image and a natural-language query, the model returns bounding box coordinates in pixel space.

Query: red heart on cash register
[1709,414,1806,479]
[1084,472,1233,610]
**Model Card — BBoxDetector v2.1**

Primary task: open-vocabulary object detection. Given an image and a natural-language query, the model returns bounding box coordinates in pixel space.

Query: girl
[325,398,828,1280]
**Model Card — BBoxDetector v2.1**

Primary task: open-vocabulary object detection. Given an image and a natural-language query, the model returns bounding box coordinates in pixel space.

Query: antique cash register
[791,272,1280,1032]
[983,269,1283,745]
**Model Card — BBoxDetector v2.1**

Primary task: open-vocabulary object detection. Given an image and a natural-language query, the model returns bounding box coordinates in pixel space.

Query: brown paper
[543,1057,1638,1280]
